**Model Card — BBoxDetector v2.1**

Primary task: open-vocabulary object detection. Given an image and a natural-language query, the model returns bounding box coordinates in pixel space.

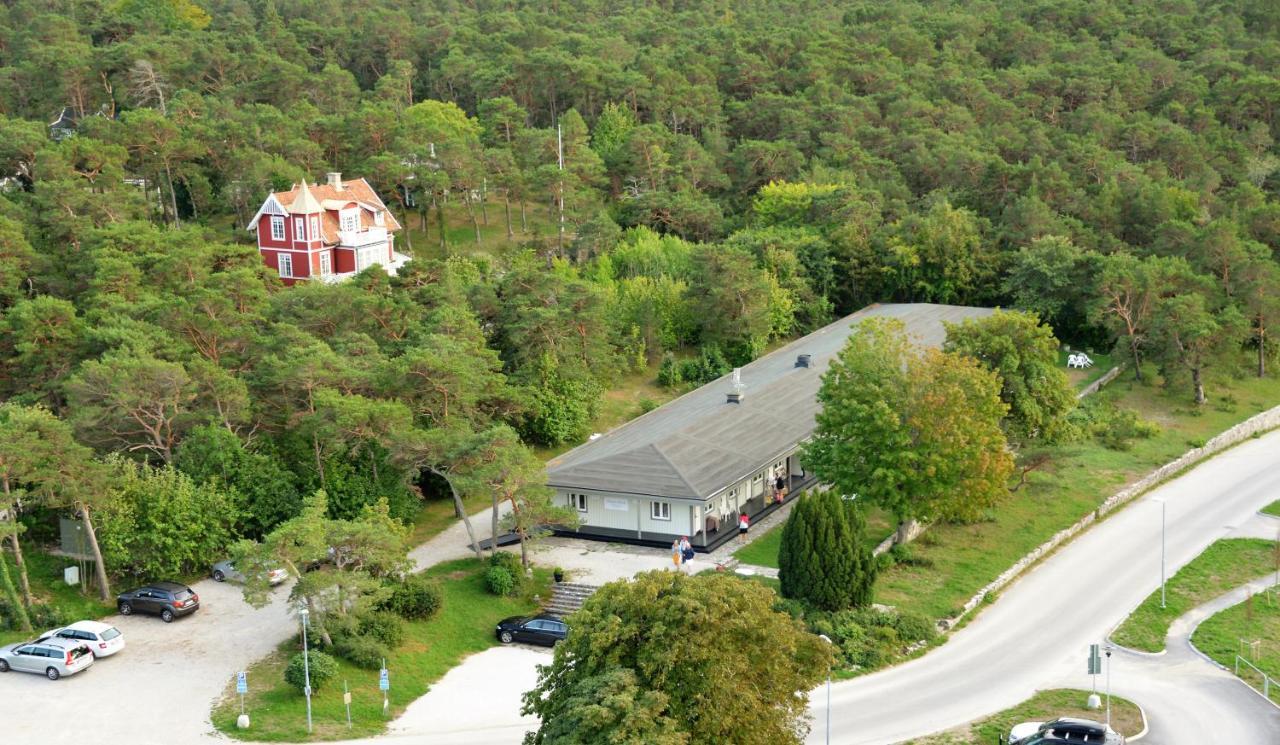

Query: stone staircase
[543,582,598,618]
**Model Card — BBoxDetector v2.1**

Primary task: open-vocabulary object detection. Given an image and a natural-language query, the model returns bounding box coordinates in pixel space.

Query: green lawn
[1191,586,1280,705]
[1263,500,1280,518]
[734,505,895,569]
[0,550,116,646]
[212,559,550,741]
[905,689,1143,744]
[875,363,1280,624]
[398,201,557,261]
[1112,538,1279,652]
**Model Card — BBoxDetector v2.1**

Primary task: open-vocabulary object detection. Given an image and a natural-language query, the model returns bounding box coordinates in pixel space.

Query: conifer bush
[778,490,877,611]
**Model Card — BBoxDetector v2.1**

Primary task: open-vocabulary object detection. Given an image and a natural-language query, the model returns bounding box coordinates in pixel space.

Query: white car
[1009,717,1125,744]
[38,621,126,658]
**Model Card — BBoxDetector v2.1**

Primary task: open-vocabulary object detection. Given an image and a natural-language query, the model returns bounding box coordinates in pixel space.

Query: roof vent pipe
[796,354,812,368]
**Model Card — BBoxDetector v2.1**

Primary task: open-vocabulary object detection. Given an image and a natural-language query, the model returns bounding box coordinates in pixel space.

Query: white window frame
[650,501,671,521]
[569,493,587,513]
[270,215,285,241]
[294,217,305,241]
[310,216,320,240]
[278,253,293,278]
[319,251,331,277]
[752,473,765,496]
[340,209,359,233]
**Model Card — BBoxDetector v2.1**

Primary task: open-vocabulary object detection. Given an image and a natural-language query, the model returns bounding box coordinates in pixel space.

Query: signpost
[1086,644,1102,710]
[379,661,390,716]
[235,671,249,729]
[1104,644,1114,727]
[343,680,353,729]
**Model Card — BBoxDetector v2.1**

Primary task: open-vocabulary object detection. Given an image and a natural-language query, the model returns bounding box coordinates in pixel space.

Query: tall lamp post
[300,608,313,733]
[1153,498,1167,608]
[818,634,833,745]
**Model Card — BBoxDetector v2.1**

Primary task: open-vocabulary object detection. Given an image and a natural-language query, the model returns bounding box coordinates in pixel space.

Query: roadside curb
[1182,578,1280,714]
[1127,701,1150,742]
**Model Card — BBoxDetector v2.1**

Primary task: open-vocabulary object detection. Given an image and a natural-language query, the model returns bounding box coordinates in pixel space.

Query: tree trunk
[1258,320,1266,378]
[1128,336,1143,382]
[518,529,529,570]
[431,467,481,560]
[436,196,447,252]
[490,493,500,557]
[465,193,481,245]
[503,193,514,239]
[479,184,489,225]
[2,478,32,606]
[0,545,31,632]
[401,204,414,253]
[520,199,528,233]
[895,518,920,546]
[163,161,180,228]
[78,503,112,602]
[1192,366,1206,405]
[311,433,326,489]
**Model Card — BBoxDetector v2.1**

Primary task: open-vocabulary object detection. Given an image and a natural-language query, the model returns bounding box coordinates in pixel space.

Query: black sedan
[116,582,200,623]
[495,614,568,646]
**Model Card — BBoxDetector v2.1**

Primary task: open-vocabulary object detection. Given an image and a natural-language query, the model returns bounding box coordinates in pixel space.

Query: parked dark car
[116,582,200,623]
[495,614,568,646]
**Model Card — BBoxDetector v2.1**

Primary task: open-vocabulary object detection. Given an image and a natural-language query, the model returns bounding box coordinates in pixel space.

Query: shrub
[333,634,391,670]
[778,491,877,611]
[381,574,443,620]
[284,650,338,693]
[486,565,517,596]
[487,550,524,577]
[656,354,683,388]
[358,610,405,648]
[892,612,937,644]
[637,397,659,414]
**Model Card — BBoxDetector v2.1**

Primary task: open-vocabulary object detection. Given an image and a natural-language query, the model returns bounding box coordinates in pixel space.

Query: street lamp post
[300,608,313,734]
[818,634,833,745]
[1104,645,1113,728]
[1153,498,1167,608]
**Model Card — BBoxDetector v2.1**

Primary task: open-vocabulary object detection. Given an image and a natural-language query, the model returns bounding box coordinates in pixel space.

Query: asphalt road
[807,428,1280,744]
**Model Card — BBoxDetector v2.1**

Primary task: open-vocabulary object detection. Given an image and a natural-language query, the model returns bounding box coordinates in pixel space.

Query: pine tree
[778,490,876,611]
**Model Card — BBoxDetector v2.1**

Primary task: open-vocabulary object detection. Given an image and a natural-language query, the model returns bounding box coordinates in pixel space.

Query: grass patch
[874,361,1280,625]
[906,689,1142,744]
[399,202,557,262]
[211,559,550,741]
[1191,586,1280,705]
[1059,348,1116,391]
[0,549,116,646]
[403,491,494,549]
[1112,538,1278,652]
[733,505,894,569]
[1263,500,1280,518]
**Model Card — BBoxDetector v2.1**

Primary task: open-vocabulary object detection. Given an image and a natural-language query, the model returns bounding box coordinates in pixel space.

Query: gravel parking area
[0,576,294,745]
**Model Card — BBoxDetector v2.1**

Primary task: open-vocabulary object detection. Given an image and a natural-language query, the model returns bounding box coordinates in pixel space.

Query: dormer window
[340,208,359,233]
[374,211,385,227]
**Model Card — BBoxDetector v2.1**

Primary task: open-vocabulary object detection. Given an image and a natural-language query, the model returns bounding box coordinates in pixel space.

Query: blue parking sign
[379,669,389,691]
[236,671,248,694]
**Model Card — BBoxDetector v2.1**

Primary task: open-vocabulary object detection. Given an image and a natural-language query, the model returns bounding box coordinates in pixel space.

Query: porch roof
[545,303,995,501]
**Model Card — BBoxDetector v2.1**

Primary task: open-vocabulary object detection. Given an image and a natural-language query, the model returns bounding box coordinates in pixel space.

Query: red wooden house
[247,173,404,284]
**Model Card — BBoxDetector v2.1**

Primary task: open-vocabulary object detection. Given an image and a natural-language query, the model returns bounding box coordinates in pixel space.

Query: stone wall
[939,402,1280,632]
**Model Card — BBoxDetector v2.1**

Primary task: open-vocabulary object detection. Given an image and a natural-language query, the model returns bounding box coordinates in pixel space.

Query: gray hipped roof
[545,303,995,501]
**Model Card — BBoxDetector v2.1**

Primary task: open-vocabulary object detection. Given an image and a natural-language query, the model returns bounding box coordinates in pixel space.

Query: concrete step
[544,582,600,617]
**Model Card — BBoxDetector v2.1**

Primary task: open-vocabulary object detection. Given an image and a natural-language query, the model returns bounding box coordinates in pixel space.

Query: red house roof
[247,174,402,244]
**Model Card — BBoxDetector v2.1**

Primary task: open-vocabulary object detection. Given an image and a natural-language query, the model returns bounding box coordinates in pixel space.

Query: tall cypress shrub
[778,490,877,611]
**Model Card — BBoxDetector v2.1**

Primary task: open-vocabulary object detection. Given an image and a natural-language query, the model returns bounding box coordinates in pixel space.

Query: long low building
[546,302,995,552]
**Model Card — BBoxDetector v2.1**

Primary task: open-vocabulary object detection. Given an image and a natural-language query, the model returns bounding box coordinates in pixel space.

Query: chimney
[727,368,744,404]
[796,354,812,368]
[326,172,343,190]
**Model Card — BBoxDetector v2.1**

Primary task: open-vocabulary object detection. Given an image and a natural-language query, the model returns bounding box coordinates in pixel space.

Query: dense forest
[1,0,1279,595]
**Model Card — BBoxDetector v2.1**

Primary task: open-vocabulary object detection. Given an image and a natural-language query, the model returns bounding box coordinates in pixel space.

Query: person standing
[774,472,787,503]
[672,539,683,570]
[737,512,750,543]
[680,536,694,571]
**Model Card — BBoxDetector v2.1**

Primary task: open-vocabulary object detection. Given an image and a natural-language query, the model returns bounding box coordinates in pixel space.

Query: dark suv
[117,582,200,623]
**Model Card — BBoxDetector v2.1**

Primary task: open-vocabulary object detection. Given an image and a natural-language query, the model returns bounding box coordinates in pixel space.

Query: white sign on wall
[604,498,629,512]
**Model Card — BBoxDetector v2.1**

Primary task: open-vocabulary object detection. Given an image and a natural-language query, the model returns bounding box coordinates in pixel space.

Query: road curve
[807,428,1280,744]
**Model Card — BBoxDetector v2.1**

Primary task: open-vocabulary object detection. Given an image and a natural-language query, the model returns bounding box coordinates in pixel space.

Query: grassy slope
[398,201,556,261]
[876,368,1280,622]
[1112,538,1279,652]
[905,689,1143,744]
[212,559,550,741]
[1059,349,1117,390]
[1191,587,1280,704]
[1263,500,1280,518]
[0,550,117,646]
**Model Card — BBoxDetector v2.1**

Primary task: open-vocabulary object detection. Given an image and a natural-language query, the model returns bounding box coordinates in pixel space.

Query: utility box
[64,566,80,586]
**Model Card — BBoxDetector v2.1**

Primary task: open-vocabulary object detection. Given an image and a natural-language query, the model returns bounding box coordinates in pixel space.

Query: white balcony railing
[337,226,388,248]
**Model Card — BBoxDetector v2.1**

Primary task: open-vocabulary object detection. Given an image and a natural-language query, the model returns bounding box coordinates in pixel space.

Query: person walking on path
[737,512,750,544]
[671,539,683,570]
[679,536,694,571]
